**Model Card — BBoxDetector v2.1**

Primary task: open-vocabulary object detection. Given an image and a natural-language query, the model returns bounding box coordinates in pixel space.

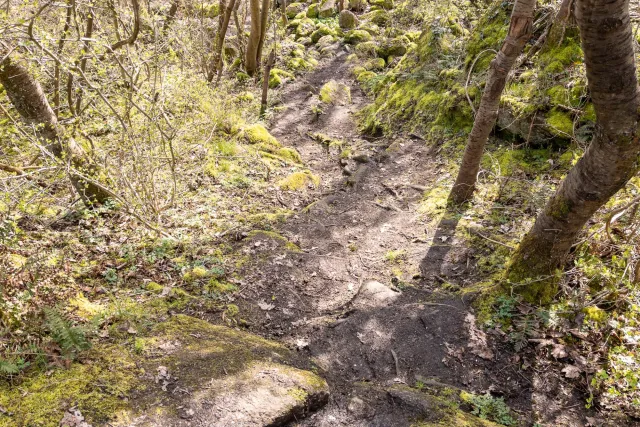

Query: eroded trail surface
[232,49,594,426]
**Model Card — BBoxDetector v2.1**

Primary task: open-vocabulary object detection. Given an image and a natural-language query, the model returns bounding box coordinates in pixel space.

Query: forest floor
[219,48,601,426]
[3,12,634,427]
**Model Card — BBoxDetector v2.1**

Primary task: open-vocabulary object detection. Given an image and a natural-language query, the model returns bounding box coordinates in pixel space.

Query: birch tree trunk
[448,0,535,204]
[506,0,640,303]
[0,56,111,205]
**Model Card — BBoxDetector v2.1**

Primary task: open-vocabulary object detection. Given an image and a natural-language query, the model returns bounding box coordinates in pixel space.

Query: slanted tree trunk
[208,0,237,82]
[506,0,640,303]
[448,0,535,204]
[245,0,262,75]
[0,56,110,205]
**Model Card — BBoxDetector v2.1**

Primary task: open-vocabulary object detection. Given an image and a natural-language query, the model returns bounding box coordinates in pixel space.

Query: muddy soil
[228,48,600,426]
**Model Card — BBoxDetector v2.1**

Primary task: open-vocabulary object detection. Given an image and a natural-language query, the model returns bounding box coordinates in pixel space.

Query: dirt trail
[235,49,592,426]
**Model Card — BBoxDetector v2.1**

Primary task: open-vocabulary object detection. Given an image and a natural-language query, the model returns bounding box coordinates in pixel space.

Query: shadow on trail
[419,203,471,281]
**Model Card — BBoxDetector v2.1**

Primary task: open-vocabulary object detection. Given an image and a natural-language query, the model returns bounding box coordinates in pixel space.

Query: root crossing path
[235,49,591,426]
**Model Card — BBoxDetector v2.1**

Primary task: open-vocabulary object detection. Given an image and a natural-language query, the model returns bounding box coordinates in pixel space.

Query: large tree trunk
[448,0,535,205]
[506,0,640,303]
[0,56,111,205]
[245,0,262,76]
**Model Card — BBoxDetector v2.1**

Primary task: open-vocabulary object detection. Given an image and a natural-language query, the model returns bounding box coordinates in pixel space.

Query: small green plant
[464,392,516,426]
[103,267,119,285]
[0,357,29,377]
[494,295,517,323]
[384,249,406,263]
[44,308,91,360]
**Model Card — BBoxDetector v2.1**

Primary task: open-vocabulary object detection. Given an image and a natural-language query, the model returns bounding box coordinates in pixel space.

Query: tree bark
[0,56,111,205]
[208,0,237,82]
[506,0,640,303]
[109,0,140,52]
[260,49,275,118]
[448,0,535,205]
[256,0,271,68]
[163,0,180,33]
[245,0,262,76]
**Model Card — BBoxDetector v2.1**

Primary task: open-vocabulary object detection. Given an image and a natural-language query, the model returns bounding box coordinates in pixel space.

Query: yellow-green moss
[0,346,141,427]
[146,281,164,293]
[183,265,210,281]
[583,306,607,324]
[319,80,351,105]
[206,278,238,294]
[464,1,509,70]
[244,124,280,147]
[546,108,573,137]
[278,171,320,191]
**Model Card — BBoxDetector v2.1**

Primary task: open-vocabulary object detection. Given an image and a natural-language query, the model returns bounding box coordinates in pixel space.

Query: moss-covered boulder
[348,0,367,11]
[307,3,319,17]
[344,29,372,44]
[268,68,295,88]
[244,123,279,146]
[318,0,337,18]
[358,22,381,35]
[370,0,393,8]
[236,71,250,82]
[319,80,352,105]
[286,2,306,18]
[287,57,317,72]
[298,36,313,46]
[363,57,386,71]
[364,9,389,26]
[339,10,358,29]
[311,25,336,43]
[376,37,407,59]
[0,315,329,427]
[354,40,378,56]
[295,18,316,38]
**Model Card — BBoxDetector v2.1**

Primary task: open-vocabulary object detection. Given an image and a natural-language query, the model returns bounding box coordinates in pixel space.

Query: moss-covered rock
[376,37,407,59]
[286,2,305,18]
[363,57,386,71]
[344,29,372,44]
[236,71,250,82]
[244,124,279,147]
[0,315,329,427]
[311,25,337,43]
[287,57,316,72]
[319,80,352,105]
[348,0,366,11]
[307,3,319,17]
[370,0,393,9]
[363,9,389,26]
[339,10,358,29]
[269,68,295,88]
[318,0,337,17]
[295,17,316,38]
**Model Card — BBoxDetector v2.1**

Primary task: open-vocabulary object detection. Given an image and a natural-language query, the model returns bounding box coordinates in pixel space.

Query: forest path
[235,48,589,426]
